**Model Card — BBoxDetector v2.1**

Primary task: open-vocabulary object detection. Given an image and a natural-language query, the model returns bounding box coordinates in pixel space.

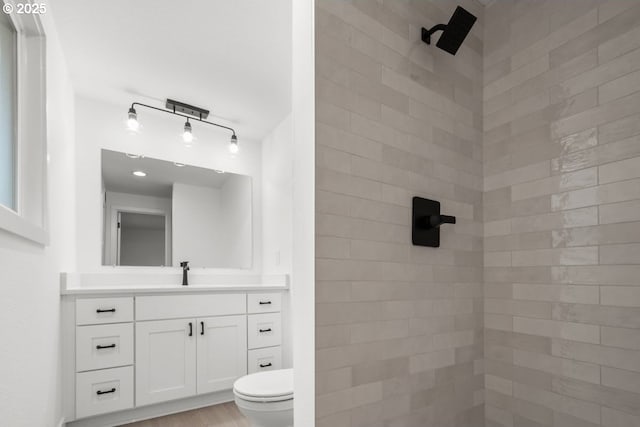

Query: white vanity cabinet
[71,296,136,419]
[62,288,286,426]
[246,293,283,373]
[76,366,134,419]
[76,323,134,372]
[197,315,247,394]
[134,294,248,405]
[135,318,198,406]
[135,315,248,406]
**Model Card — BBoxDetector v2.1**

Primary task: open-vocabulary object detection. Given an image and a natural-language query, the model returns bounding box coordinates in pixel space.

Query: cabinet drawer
[248,346,282,374]
[76,297,133,325]
[76,366,133,419]
[248,313,282,349]
[76,323,133,372]
[247,293,281,314]
[136,294,246,320]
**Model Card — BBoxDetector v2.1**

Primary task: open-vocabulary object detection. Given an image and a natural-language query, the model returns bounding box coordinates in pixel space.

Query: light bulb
[183,121,193,144]
[127,107,139,132]
[229,134,239,154]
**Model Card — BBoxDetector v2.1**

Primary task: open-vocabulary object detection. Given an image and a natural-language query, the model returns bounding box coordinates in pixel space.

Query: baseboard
[64,390,234,427]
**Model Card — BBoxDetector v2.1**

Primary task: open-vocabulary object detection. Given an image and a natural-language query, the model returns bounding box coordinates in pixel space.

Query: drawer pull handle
[96,388,116,395]
[96,308,116,313]
[259,362,272,368]
[96,344,116,350]
[188,322,193,337]
[200,321,205,336]
[259,301,272,305]
[259,328,272,333]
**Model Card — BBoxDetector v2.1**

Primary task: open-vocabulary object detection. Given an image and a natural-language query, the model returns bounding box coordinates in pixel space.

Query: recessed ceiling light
[214,170,225,174]
[133,171,147,177]
[174,162,186,167]
[126,153,141,159]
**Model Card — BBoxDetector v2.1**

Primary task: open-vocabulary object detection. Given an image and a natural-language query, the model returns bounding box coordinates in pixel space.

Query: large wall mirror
[101,149,252,268]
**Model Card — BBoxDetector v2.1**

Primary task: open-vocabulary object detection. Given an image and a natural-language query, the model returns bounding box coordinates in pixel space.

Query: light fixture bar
[166,99,209,120]
[130,101,237,138]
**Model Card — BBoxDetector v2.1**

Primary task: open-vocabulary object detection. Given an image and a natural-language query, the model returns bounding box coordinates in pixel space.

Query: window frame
[0,9,17,212]
[0,2,48,245]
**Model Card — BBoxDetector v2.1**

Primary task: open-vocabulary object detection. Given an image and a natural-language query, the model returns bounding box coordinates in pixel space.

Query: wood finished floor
[119,402,250,427]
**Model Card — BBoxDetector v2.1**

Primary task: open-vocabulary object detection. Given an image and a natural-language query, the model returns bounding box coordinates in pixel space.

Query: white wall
[262,114,293,274]
[220,175,253,269]
[0,5,76,426]
[75,96,262,273]
[172,183,224,267]
[291,0,315,423]
[172,179,252,268]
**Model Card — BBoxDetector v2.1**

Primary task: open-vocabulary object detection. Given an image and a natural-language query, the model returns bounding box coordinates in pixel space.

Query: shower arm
[421,24,447,45]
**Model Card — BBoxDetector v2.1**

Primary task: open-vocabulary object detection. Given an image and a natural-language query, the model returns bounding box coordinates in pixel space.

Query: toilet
[233,369,294,427]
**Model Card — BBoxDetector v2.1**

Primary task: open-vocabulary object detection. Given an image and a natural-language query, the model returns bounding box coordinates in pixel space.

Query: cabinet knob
[96,388,116,395]
[259,328,272,333]
[259,362,272,368]
[188,322,193,337]
[200,321,205,336]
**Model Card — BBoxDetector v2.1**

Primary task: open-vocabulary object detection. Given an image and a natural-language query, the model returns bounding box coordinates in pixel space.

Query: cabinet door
[136,319,196,406]
[197,315,247,394]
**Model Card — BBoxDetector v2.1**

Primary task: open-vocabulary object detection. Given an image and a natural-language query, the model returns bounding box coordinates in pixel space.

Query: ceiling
[50,0,292,142]
[101,149,242,198]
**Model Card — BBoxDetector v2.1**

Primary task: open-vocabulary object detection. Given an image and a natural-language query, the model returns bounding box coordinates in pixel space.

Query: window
[0,9,47,244]
[0,11,16,211]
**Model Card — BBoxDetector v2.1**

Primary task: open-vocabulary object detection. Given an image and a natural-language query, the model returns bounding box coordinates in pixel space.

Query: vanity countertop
[60,272,289,296]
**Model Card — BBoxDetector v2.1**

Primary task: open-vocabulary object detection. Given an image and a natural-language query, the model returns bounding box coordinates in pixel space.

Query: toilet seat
[233,369,293,403]
[234,390,293,403]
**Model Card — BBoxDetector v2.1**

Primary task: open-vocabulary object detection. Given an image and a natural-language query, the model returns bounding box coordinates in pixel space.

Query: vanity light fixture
[183,120,194,144]
[132,171,147,177]
[127,107,139,131]
[229,134,239,154]
[126,99,239,152]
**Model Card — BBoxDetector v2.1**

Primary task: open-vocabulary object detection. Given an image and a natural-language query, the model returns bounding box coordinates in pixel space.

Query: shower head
[422,6,477,55]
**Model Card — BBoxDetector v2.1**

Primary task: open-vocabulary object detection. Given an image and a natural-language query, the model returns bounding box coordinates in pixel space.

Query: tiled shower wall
[483,1,640,426]
[315,1,485,426]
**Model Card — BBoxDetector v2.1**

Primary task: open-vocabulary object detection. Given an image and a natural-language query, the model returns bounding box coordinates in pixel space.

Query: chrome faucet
[180,261,190,286]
